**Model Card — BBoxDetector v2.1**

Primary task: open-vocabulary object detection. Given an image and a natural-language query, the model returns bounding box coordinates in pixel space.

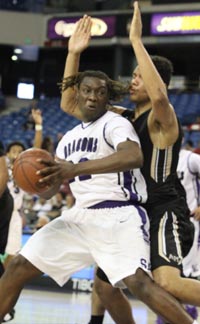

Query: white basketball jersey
[178,149,200,277]
[56,111,147,208]
[6,157,24,211]
[177,149,200,211]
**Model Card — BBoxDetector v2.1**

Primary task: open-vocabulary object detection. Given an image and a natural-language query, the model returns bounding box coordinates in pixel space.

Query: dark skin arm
[0,156,9,197]
[36,140,143,191]
[38,180,62,200]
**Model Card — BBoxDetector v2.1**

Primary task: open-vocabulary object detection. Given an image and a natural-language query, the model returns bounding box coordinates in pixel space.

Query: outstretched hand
[129,1,142,43]
[68,15,92,54]
[32,109,42,125]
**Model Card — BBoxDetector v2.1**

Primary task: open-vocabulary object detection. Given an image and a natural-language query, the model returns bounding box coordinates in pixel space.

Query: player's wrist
[35,124,43,131]
[68,51,81,57]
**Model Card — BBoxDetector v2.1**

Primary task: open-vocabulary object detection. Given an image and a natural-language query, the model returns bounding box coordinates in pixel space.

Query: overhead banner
[47,16,116,39]
[151,12,200,35]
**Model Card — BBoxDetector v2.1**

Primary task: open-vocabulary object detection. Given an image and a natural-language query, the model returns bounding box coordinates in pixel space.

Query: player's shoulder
[180,149,191,158]
[181,149,200,159]
[180,149,200,171]
[189,150,200,161]
[105,109,130,121]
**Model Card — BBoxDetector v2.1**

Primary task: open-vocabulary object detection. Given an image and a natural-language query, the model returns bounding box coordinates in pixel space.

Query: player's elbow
[60,100,71,115]
[127,150,143,169]
[151,87,169,107]
[133,151,143,168]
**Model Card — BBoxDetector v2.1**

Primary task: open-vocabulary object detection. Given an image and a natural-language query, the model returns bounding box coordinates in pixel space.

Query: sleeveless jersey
[133,109,183,206]
[56,111,147,208]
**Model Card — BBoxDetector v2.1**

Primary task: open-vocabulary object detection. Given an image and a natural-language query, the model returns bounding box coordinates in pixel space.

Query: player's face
[129,66,150,105]
[77,77,108,122]
[7,145,24,164]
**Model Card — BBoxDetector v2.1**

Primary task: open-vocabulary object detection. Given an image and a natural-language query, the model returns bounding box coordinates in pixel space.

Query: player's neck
[135,103,151,119]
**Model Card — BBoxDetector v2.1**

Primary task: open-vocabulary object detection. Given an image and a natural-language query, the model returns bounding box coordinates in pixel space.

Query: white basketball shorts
[20,205,150,288]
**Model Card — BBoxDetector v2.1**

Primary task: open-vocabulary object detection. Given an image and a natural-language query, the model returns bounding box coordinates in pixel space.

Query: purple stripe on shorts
[88,200,134,209]
[135,205,150,243]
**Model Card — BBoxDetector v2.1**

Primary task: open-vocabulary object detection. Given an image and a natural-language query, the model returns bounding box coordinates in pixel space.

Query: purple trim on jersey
[103,123,114,149]
[196,178,200,206]
[134,205,149,243]
[88,200,134,209]
[198,229,200,249]
[187,153,200,205]
[81,121,94,129]
[123,171,140,202]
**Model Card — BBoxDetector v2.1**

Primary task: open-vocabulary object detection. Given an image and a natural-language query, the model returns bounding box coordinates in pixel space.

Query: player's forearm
[132,39,167,100]
[63,52,80,79]
[60,52,82,118]
[33,126,43,148]
[132,39,174,127]
[72,150,142,177]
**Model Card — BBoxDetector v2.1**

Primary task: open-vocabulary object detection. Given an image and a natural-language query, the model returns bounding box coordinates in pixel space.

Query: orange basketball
[13,148,53,194]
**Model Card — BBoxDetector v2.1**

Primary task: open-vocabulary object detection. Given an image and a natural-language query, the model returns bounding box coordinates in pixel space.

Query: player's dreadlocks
[59,70,130,102]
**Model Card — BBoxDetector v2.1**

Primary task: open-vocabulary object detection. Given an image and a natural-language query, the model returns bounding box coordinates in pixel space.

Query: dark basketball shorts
[149,198,194,271]
[97,197,194,282]
[96,266,110,283]
[0,191,14,254]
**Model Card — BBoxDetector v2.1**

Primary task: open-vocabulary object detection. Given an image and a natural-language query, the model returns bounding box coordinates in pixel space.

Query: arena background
[0,0,200,293]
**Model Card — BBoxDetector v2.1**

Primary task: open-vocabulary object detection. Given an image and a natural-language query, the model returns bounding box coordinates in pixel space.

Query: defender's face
[77,77,109,122]
[129,66,149,104]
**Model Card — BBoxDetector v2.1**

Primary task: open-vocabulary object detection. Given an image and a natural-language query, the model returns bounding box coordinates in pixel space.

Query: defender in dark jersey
[132,108,193,270]
[93,3,200,323]
[59,4,200,324]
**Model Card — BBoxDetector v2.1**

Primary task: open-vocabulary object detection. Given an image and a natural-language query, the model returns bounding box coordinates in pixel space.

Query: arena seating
[0,97,79,149]
[0,90,200,150]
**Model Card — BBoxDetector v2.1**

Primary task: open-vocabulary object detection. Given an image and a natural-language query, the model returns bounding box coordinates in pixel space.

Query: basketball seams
[23,159,42,192]
[13,148,53,194]
[13,159,42,194]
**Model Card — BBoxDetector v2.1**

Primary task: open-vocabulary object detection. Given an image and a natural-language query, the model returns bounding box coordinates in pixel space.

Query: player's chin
[129,93,136,101]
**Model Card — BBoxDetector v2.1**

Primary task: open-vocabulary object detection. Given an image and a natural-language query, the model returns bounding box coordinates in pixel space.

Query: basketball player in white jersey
[4,108,43,267]
[1,109,43,323]
[179,149,200,321]
[0,69,195,323]
[5,141,26,265]
[179,149,200,278]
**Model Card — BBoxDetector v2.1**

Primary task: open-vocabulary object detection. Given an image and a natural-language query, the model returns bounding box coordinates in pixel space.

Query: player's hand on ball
[37,159,75,185]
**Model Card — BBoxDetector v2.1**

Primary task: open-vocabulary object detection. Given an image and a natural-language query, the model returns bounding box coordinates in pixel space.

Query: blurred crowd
[21,180,75,234]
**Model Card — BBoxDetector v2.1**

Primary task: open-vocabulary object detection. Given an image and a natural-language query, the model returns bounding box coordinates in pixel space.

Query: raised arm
[60,15,92,120]
[31,108,43,148]
[129,1,177,132]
